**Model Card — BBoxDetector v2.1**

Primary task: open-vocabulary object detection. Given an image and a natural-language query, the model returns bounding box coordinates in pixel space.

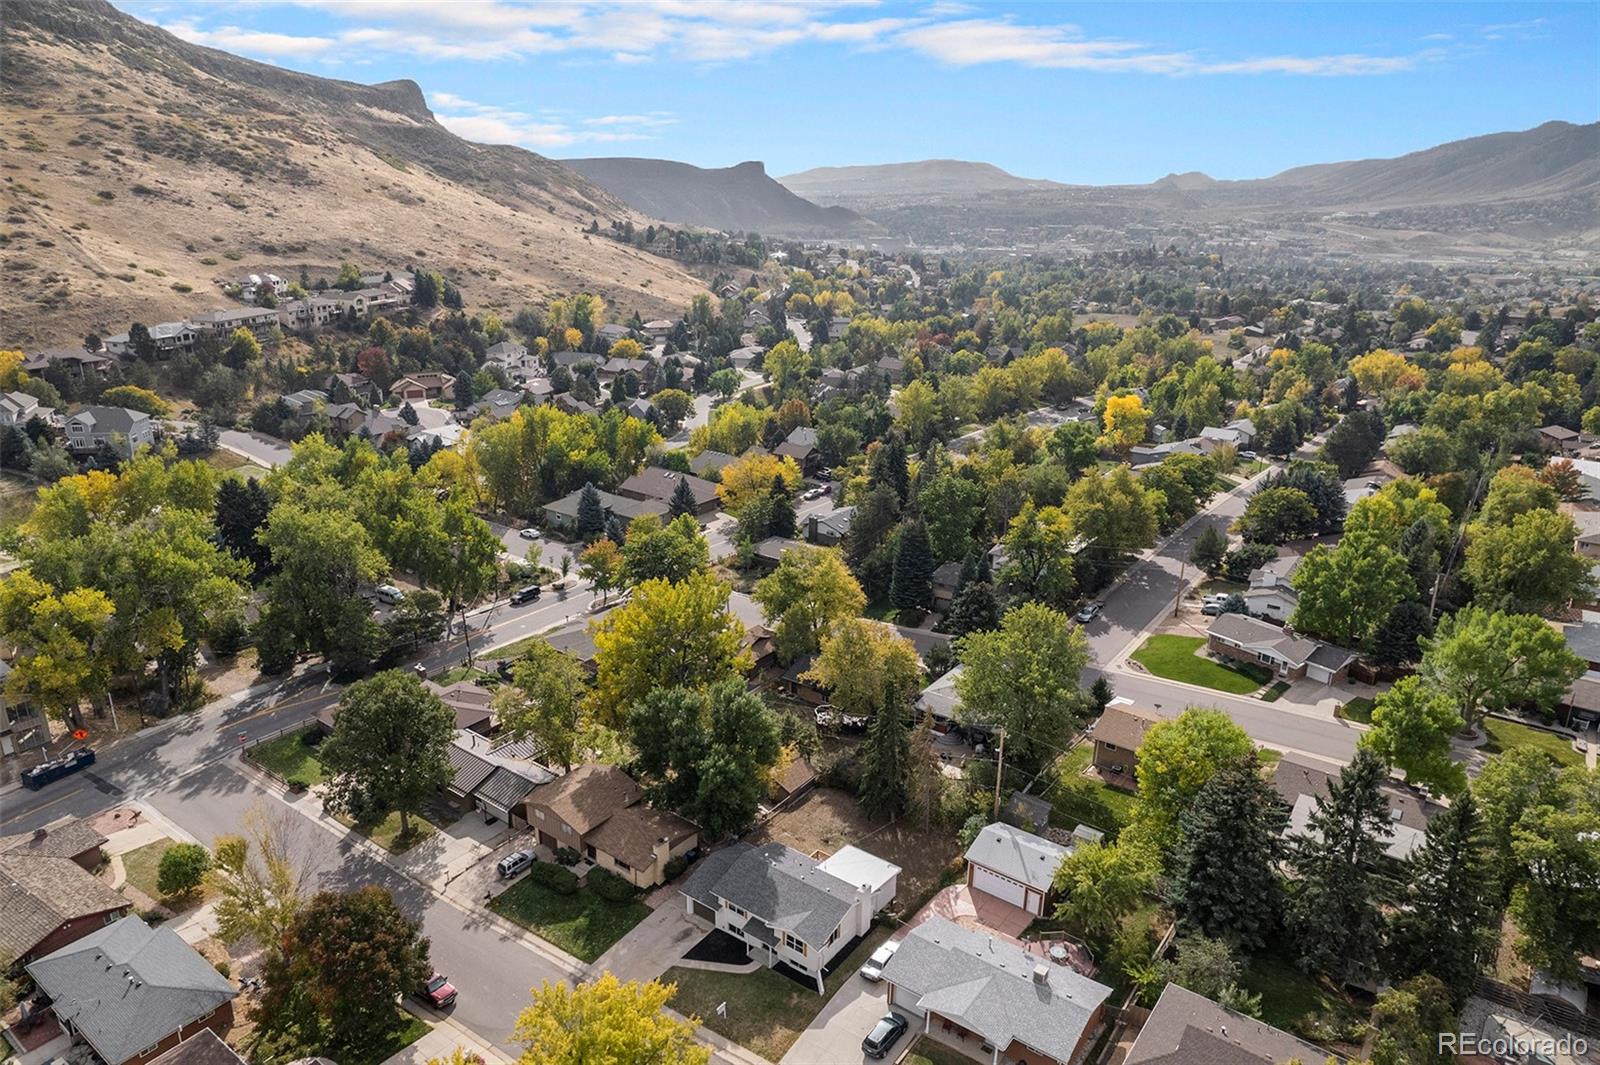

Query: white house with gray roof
[680,841,896,992]
[880,916,1112,1065]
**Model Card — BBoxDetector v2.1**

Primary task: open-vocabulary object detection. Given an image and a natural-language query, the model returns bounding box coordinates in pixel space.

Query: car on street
[497,850,534,879]
[1075,602,1103,623]
[518,527,540,540]
[509,584,542,606]
[803,486,829,500]
[861,1013,909,1059]
[859,940,900,981]
[419,972,457,1008]
[375,584,405,605]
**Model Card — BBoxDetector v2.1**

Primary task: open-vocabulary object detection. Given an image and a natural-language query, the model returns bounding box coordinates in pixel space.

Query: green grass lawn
[344,810,440,855]
[1257,748,1283,767]
[666,925,892,1061]
[248,727,329,785]
[1260,681,1291,702]
[1240,941,1364,1039]
[905,1041,976,1065]
[490,876,651,962]
[118,838,212,912]
[1336,696,1375,724]
[863,599,900,621]
[323,1011,430,1065]
[1480,716,1582,768]
[1131,635,1271,694]
[1047,745,1141,837]
[432,665,497,687]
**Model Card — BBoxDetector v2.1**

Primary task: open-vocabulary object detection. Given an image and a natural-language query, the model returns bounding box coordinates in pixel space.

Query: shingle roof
[145,1029,247,1065]
[1094,705,1163,752]
[689,450,736,476]
[586,804,698,869]
[881,916,1110,1064]
[617,468,719,506]
[680,842,859,947]
[69,405,151,435]
[0,815,107,860]
[0,844,129,960]
[964,823,1068,892]
[1565,622,1600,665]
[1207,613,1319,666]
[1126,983,1327,1065]
[528,765,643,836]
[27,916,236,1065]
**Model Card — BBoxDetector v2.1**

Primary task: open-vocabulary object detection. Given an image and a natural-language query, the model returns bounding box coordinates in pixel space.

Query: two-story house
[65,406,155,459]
[389,372,455,404]
[523,765,698,889]
[1243,554,1301,621]
[681,841,899,992]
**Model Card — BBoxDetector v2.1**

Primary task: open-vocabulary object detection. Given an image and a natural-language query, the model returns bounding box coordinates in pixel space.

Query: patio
[906,884,1033,940]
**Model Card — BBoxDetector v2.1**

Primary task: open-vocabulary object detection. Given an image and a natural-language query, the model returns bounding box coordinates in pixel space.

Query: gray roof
[1207,613,1319,666]
[1565,622,1600,665]
[931,561,963,589]
[145,1029,247,1065]
[543,486,668,523]
[785,426,819,448]
[476,766,541,810]
[680,842,858,947]
[1126,983,1326,1065]
[689,450,736,476]
[27,916,236,1065]
[916,665,964,722]
[964,823,1068,892]
[881,916,1110,1063]
[68,405,151,435]
[447,744,496,796]
[617,467,719,507]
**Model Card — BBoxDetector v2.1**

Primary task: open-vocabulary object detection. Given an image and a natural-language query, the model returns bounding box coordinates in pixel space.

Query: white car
[859,940,900,982]
[518,528,541,541]
[375,584,405,605]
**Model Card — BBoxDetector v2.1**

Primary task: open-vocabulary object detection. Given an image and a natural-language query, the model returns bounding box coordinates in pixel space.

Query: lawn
[1240,941,1365,1040]
[1480,716,1582,768]
[665,925,892,1061]
[247,727,329,786]
[432,665,497,687]
[1046,745,1141,837]
[1336,696,1375,724]
[118,838,212,912]
[1260,681,1291,702]
[346,810,439,855]
[905,1040,976,1065]
[1131,635,1270,694]
[490,876,650,962]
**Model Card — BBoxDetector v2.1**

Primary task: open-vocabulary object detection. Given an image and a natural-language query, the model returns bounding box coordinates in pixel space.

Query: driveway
[586,895,701,984]
[218,429,292,469]
[779,972,889,1065]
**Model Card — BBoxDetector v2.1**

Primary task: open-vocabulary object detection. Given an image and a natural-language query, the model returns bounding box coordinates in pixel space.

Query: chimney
[32,827,47,840]
[1032,962,1050,986]
[1220,1024,1229,1038]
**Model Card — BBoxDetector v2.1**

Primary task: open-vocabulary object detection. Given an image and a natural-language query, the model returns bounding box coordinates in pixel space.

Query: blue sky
[122,1,1598,184]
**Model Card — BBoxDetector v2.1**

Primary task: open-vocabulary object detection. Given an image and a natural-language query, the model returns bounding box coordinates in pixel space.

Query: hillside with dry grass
[0,0,706,347]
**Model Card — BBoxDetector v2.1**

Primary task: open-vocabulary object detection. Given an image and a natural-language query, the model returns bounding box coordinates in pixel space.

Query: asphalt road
[218,429,293,469]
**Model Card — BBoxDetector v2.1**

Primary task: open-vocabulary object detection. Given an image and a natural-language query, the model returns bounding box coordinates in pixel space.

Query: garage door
[971,866,1027,908]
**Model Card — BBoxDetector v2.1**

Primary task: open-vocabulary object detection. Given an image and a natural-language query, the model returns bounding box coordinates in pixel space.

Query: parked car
[859,940,900,982]
[1075,602,1103,624]
[1240,450,1258,461]
[497,850,534,879]
[1201,601,1223,616]
[375,584,405,605]
[420,972,457,1008]
[20,747,96,791]
[509,584,542,606]
[518,527,541,541]
[861,1013,909,1059]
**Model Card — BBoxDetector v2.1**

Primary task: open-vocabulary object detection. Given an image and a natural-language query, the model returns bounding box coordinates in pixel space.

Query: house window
[562,824,572,835]
[726,902,748,918]
[615,857,631,871]
[825,926,840,947]
[782,932,806,954]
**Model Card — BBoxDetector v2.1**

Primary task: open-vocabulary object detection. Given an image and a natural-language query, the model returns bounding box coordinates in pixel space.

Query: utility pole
[991,727,1006,820]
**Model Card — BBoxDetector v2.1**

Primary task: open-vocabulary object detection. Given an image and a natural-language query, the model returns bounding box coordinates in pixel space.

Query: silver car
[497,850,534,879]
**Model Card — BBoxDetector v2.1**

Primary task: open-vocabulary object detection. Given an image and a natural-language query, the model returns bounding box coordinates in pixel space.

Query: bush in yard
[214,960,231,978]
[664,854,689,881]
[157,842,211,898]
[208,612,250,656]
[587,867,638,903]
[555,846,582,867]
[529,861,579,895]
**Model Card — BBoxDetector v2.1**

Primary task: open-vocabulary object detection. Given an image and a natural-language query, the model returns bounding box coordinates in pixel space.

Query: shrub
[554,846,581,867]
[208,613,249,656]
[285,774,310,792]
[156,842,210,897]
[214,960,231,978]
[528,861,578,895]
[587,867,638,903]
[664,854,690,881]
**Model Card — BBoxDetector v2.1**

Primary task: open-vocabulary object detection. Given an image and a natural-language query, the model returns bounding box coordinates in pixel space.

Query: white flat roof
[816,845,900,892]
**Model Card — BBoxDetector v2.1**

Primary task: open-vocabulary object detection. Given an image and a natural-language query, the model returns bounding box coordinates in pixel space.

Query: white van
[375,584,405,605]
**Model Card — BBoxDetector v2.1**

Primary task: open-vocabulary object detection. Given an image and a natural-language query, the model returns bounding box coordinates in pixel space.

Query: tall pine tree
[1286,747,1393,983]
[667,476,698,520]
[576,482,606,541]
[767,475,798,538]
[890,519,935,611]
[1384,791,1496,1003]
[858,680,911,819]
[940,580,1000,636]
[1168,755,1286,950]
[215,477,274,581]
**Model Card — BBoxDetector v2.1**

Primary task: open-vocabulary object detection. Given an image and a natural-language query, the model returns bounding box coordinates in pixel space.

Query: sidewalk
[384,1002,512,1065]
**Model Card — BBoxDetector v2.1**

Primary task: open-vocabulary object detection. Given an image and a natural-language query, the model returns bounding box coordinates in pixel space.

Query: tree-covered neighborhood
[2,3,1598,1065]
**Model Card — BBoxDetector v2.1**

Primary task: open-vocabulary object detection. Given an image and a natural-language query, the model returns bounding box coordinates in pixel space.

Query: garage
[971,865,1028,908]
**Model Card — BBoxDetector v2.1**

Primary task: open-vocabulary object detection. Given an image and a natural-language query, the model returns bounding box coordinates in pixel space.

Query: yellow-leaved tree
[509,975,708,1065]
[1099,393,1148,453]
[716,452,802,513]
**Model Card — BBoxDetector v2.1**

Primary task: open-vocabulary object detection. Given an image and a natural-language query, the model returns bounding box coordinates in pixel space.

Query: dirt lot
[746,787,960,914]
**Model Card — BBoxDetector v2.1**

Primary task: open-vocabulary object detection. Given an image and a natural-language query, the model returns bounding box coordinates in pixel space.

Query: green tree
[1464,508,1593,615]
[1000,502,1078,608]
[209,804,312,959]
[1385,792,1495,1001]
[1286,748,1392,984]
[1369,976,1459,1065]
[955,602,1088,771]
[1505,765,1600,979]
[156,842,211,898]
[805,617,922,720]
[620,513,709,585]
[1187,524,1228,577]
[1062,464,1159,561]
[919,475,985,563]
[1168,755,1285,950]
[890,518,935,611]
[941,580,1000,637]
[667,476,698,520]
[0,572,115,722]
[1127,709,1253,855]
[1289,532,1414,649]
[859,693,912,819]
[1418,607,1585,732]
[1235,486,1317,544]
[319,670,455,838]
[1139,934,1258,1016]
[578,537,623,604]
[1369,600,1433,669]
[495,643,587,771]
[752,546,864,663]
[1360,676,1468,795]
[511,974,708,1065]
[590,572,750,727]
[1051,840,1155,947]
[255,503,385,674]
[576,482,607,541]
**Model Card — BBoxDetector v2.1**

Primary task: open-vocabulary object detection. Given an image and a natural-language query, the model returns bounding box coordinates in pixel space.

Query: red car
[421,972,457,1008]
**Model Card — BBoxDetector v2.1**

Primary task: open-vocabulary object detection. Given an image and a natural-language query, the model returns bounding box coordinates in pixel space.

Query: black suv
[861,1013,908,1059]
[509,585,542,606]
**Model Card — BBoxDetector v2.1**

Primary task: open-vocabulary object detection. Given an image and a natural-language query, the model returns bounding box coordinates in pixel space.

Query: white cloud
[428,93,675,149]
[162,20,337,58]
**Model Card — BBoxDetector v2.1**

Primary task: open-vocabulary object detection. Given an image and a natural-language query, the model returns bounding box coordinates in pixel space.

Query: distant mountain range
[561,158,878,238]
[780,159,1063,200]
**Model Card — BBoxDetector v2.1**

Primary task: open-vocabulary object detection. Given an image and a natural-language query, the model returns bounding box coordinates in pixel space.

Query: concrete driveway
[780,971,891,1065]
[587,895,701,984]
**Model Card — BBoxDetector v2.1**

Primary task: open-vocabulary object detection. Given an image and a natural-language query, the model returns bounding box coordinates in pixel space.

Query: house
[21,916,236,1065]
[444,731,554,827]
[322,372,380,406]
[681,841,897,992]
[524,765,698,889]
[484,340,529,368]
[65,406,155,459]
[278,389,327,421]
[1206,613,1356,684]
[615,468,720,516]
[1569,509,1600,562]
[804,505,855,546]
[964,822,1068,917]
[104,321,196,358]
[916,665,965,731]
[236,273,286,301]
[1272,754,1430,862]
[751,536,809,571]
[597,323,632,345]
[931,561,963,611]
[1243,554,1300,621]
[689,450,737,478]
[775,426,820,473]
[879,916,1112,1065]
[0,817,130,965]
[470,388,525,423]
[145,1029,248,1065]
[1562,622,1600,726]
[0,390,54,427]
[1091,704,1163,791]
[642,318,675,339]
[0,660,48,760]
[542,486,668,533]
[728,346,763,371]
[1568,458,1600,503]
[26,347,114,379]
[1124,982,1327,1065]
[1198,418,1255,449]
[769,755,816,806]
[428,680,495,734]
[1539,425,1595,455]
[389,372,455,403]
[186,307,279,341]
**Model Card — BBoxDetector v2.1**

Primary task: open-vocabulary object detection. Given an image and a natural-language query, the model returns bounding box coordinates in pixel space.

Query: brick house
[0,816,131,966]
[1206,613,1356,684]
[524,765,698,889]
[1091,704,1164,791]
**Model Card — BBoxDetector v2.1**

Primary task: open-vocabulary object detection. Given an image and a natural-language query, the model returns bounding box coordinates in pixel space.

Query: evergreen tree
[941,580,1001,636]
[1370,600,1433,668]
[215,477,274,581]
[667,476,698,520]
[1286,748,1393,983]
[576,482,606,541]
[858,682,911,819]
[871,435,911,503]
[890,519,935,611]
[1188,524,1229,577]
[1385,791,1496,1003]
[767,475,798,538]
[1089,676,1115,714]
[1168,756,1286,950]
[398,401,419,426]
[605,511,628,545]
